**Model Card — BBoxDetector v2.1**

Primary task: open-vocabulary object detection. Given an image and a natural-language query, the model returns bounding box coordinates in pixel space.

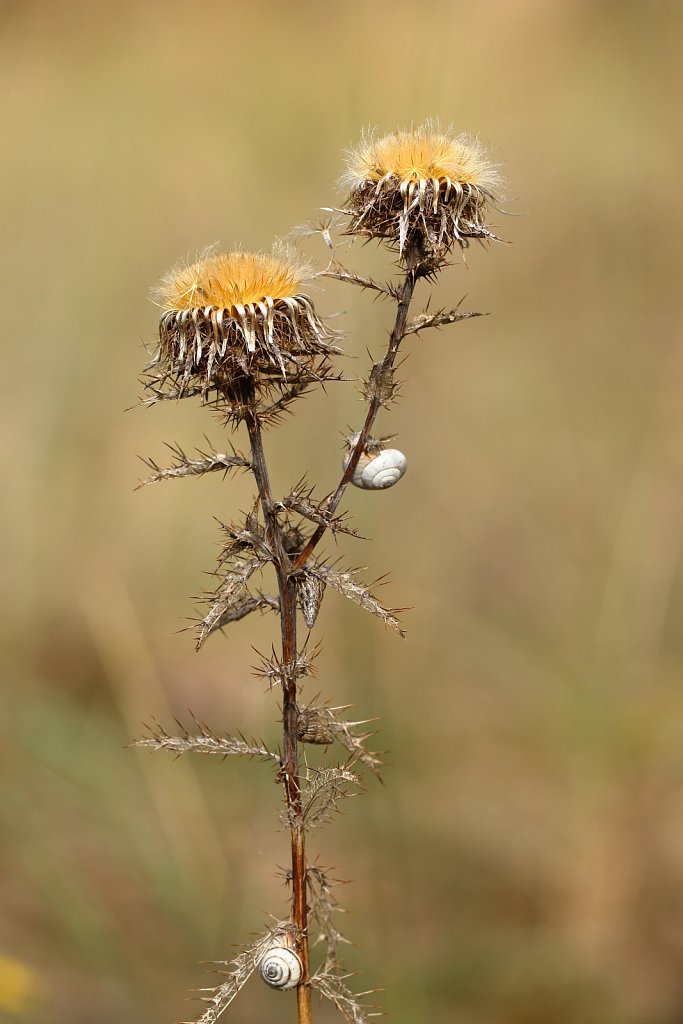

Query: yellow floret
[154,246,312,313]
[343,122,500,192]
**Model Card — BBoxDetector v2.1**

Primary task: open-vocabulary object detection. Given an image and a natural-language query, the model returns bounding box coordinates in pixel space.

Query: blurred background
[2,0,683,1021]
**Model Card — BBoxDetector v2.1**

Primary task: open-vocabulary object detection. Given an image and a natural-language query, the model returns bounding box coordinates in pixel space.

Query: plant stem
[243,382,312,1024]
[292,243,423,572]
[239,238,423,1023]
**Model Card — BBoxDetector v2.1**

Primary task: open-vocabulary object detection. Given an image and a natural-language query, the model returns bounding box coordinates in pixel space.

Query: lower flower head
[341,122,501,256]
[147,245,339,404]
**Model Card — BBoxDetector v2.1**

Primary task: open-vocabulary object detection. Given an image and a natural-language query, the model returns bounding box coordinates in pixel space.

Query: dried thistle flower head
[341,121,501,256]
[147,244,339,405]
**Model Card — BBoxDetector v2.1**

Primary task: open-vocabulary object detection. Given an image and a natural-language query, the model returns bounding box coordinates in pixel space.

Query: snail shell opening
[343,448,407,490]
[258,944,303,991]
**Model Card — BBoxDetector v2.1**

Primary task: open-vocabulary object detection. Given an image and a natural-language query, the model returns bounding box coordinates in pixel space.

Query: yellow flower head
[154,247,313,313]
[147,245,339,407]
[341,121,501,256]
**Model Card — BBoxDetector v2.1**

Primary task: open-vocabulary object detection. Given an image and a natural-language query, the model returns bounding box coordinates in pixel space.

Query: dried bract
[341,121,501,256]
[147,245,340,406]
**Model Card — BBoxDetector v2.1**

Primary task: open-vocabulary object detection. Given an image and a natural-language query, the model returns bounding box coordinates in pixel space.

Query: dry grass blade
[309,564,406,636]
[404,307,483,336]
[311,970,382,1024]
[136,441,250,489]
[181,923,291,1024]
[132,717,280,762]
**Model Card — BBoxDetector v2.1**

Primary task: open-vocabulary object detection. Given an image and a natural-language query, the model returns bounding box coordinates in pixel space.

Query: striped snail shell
[343,447,407,490]
[298,571,326,629]
[258,944,303,991]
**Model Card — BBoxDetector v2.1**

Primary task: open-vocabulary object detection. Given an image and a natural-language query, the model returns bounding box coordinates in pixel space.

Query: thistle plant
[135,121,503,1024]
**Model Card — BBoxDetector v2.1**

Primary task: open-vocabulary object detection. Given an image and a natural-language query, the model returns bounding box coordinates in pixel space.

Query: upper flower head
[341,122,501,256]
[147,245,339,406]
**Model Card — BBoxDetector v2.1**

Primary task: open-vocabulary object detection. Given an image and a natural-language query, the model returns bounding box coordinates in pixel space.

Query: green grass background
[2,0,683,1021]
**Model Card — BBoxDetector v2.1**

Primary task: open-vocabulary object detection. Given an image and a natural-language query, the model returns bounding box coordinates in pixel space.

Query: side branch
[292,240,425,572]
[242,382,313,1024]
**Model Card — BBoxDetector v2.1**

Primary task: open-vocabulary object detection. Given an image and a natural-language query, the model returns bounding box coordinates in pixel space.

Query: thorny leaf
[217,514,271,566]
[404,307,483,336]
[297,704,383,776]
[286,765,360,830]
[199,592,279,638]
[255,367,352,429]
[136,441,250,489]
[196,559,268,650]
[132,717,280,763]
[307,866,350,970]
[320,263,395,299]
[180,922,292,1024]
[251,641,320,689]
[195,504,278,646]
[308,563,406,637]
[136,375,205,406]
[258,381,314,427]
[311,970,382,1024]
[277,487,363,538]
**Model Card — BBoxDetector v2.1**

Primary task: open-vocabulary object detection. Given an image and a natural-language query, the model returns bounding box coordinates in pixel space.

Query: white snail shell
[343,448,407,490]
[258,945,303,991]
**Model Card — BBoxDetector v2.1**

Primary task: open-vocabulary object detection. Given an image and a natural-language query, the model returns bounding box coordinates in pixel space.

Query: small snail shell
[343,448,407,490]
[258,944,303,991]
[298,571,326,628]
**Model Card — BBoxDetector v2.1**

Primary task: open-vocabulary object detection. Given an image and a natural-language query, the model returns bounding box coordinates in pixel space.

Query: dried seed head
[147,244,340,405]
[341,121,501,256]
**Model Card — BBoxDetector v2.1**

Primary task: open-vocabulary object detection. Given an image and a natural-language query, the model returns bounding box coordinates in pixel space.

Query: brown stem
[242,381,312,1024]
[236,237,424,1021]
[292,242,424,572]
